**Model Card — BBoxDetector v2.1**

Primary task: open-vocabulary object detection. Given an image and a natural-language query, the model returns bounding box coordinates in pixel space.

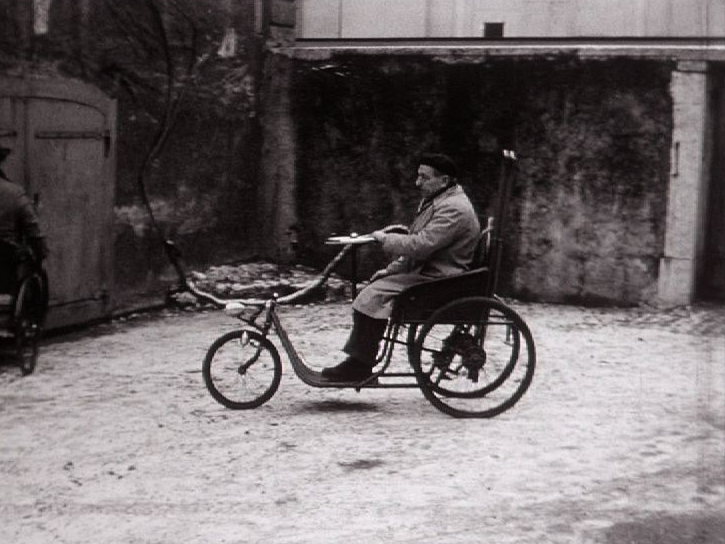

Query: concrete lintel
[291,39,725,62]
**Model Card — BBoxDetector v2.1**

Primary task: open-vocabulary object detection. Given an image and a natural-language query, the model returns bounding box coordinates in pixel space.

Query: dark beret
[419,153,457,178]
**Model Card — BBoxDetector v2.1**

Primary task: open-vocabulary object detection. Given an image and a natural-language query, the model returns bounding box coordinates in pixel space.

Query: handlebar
[276,243,354,304]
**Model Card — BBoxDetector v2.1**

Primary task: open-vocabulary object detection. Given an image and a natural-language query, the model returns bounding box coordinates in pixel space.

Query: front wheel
[203,329,282,409]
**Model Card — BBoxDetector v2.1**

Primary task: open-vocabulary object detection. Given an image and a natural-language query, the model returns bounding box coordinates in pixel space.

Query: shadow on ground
[298,399,381,413]
[604,513,725,544]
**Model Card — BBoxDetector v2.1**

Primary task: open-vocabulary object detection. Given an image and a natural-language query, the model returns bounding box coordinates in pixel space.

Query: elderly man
[322,153,481,382]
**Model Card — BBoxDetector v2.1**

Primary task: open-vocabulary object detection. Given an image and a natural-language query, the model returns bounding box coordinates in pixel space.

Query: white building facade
[297,0,725,39]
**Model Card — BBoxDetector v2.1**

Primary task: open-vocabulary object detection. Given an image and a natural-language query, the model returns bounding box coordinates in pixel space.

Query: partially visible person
[0,146,47,290]
[322,153,481,382]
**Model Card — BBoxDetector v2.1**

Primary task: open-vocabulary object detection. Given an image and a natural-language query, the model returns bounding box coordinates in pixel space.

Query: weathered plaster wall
[288,55,673,305]
[113,90,260,302]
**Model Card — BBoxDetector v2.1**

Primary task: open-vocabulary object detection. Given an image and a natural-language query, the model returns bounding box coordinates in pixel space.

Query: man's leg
[321,272,428,381]
[343,310,387,366]
[321,310,386,381]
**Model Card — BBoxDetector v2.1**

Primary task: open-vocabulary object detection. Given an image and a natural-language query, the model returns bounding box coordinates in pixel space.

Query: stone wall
[287,55,673,305]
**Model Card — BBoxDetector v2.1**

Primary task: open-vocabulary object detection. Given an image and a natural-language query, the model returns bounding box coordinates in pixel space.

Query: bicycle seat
[394,266,490,323]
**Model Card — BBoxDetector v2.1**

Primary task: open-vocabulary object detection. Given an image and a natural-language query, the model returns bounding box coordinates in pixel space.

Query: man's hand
[371,230,386,243]
[371,224,409,245]
[369,269,389,283]
[381,224,409,235]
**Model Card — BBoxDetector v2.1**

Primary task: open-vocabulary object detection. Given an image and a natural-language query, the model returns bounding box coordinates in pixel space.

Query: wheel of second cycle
[203,329,282,410]
[13,273,47,376]
[411,296,536,418]
[15,323,39,376]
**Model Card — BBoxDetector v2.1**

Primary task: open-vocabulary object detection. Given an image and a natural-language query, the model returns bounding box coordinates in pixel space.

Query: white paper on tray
[324,234,376,245]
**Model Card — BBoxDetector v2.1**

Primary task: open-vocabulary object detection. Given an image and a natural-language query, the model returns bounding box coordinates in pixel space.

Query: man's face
[416,164,449,198]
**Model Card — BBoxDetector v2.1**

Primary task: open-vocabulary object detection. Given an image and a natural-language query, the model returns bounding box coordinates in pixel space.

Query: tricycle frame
[189,150,536,418]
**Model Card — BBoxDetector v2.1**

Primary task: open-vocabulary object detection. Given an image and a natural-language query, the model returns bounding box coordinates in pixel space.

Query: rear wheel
[411,297,535,418]
[202,329,282,409]
[16,325,39,376]
[13,273,47,376]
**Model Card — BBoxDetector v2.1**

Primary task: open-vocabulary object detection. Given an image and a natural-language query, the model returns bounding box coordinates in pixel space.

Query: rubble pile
[171,262,352,307]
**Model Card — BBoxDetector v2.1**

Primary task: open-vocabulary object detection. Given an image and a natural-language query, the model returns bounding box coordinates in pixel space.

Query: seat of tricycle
[393,266,490,324]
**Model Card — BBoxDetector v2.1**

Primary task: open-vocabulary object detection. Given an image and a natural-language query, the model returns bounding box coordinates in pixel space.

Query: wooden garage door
[0,77,116,329]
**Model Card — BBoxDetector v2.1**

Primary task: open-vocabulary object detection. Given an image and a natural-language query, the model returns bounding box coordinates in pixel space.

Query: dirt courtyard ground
[0,299,723,543]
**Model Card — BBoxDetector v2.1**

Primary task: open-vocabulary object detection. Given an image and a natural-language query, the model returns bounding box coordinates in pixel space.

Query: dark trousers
[343,310,387,367]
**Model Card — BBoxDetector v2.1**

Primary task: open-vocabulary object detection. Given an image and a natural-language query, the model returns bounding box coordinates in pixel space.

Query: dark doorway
[698,68,725,301]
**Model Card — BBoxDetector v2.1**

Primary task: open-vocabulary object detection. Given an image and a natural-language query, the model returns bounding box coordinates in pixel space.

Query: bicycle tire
[411,296,536,418]
[202,329,282,410]
[13,274,44,376]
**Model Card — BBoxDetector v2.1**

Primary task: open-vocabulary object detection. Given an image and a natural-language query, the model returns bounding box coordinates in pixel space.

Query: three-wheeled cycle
[175,150,535,418]
[0,240,49,375]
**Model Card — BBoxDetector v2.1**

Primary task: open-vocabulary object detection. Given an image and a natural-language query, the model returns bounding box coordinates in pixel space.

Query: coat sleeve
[15,193,48,259]
[380,201,465,261]
[16,193,43,240]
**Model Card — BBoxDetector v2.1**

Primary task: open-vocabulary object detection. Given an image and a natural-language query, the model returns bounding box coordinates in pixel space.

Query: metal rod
[350,245,358,298]
[487,150,517,297]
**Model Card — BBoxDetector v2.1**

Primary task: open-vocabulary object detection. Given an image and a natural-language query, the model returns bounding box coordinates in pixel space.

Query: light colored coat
[353,184,480,319]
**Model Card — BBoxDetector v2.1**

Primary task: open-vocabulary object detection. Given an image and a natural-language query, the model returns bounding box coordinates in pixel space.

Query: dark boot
[342,310,387,366]
[321,311,387,381]
[321,356,372,382]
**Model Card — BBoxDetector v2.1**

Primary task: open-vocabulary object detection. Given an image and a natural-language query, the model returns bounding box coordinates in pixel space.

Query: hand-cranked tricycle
[172,150,535,418]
